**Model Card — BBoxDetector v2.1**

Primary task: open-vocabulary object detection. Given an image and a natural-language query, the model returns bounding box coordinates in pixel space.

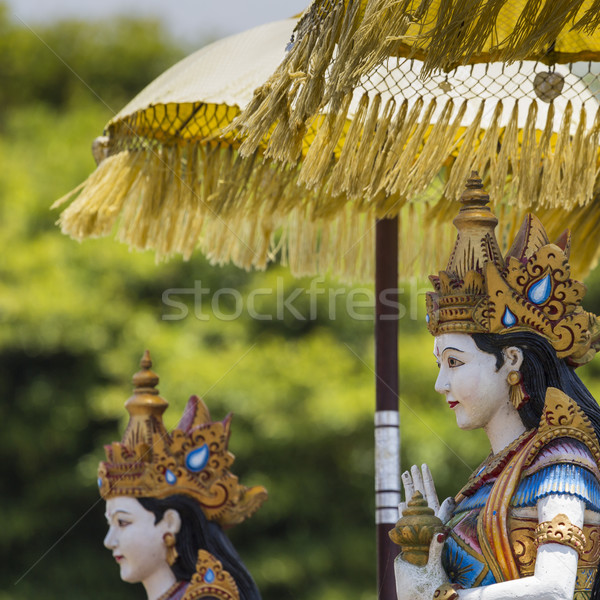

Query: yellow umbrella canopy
[56,17,381,281]
[56,1,600,281]
[54,19,290,265]
[229,0,600,277]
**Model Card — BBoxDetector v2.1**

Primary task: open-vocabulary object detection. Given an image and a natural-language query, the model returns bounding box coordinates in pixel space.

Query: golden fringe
[490,101,520,204]
[470,101,504,186]
[381,97,435,198]
[404,99,467,197]
[354,97,397,210]
[54,151,146,238]
[415,0,595,75]
[539,101,573,208]
[330,0,414,95]
[497,0,587,62]
[510,101,537,207]
[348,93,384,199]
[58,93,600,281]
[234,1,347,162]
[364,98,404,205]
[443,101,485,200]
[419,0,505,76]
[231,0,415,163]
[328,93,371,194]
[298,93,353,189]
[232,0,600,158]
[573,0,600,34]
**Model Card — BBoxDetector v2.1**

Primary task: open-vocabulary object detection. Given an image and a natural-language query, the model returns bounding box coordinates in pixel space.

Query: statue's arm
[395,468,583,600]
[457,494,582,600]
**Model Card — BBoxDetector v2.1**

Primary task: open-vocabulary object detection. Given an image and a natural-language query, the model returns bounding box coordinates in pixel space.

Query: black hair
[472,331,600,599]
[472,331,600,438]
[137,495,261,600]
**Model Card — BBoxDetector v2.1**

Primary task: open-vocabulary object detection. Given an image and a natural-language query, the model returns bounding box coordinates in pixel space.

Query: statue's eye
[117,519,131,528]
[448,357,464,368]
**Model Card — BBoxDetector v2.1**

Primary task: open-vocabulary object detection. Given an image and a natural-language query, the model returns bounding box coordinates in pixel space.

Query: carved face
[433,333,520,432]
[104,497,173,586]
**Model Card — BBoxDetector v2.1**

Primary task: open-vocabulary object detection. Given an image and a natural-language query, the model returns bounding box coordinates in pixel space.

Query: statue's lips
[447,400,458,409]
[113,555,124,563]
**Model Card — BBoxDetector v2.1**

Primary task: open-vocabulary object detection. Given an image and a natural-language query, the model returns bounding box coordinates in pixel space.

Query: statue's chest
[442,484,497,588]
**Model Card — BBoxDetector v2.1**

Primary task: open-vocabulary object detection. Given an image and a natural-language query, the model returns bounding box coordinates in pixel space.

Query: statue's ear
[503,346,523,371]
[162,508,182,534]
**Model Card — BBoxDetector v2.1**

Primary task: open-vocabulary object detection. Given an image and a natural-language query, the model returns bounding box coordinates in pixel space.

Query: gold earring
[507,370,529,410]
[163,532,179,566]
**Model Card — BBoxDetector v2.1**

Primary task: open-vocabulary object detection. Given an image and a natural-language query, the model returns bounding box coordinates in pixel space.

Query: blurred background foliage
[2,3,600,599]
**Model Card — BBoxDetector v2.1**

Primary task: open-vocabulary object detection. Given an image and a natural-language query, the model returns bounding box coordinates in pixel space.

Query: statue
[392,173,600,600]
[98,351,267,600]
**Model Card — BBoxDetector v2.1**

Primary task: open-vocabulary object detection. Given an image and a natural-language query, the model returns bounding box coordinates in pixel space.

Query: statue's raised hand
[394,464,454,600]
[399,464,454,522]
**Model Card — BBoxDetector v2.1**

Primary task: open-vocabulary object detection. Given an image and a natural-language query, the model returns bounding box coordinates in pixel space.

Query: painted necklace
[456,428,535,500]
[155,580,186,600]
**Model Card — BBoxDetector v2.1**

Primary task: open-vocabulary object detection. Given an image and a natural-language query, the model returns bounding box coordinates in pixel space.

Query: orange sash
[478,434,537,582]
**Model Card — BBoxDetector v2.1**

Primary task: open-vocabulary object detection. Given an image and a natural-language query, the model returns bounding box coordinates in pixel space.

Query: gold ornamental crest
[98,351,267,528]
[426,173,600,366]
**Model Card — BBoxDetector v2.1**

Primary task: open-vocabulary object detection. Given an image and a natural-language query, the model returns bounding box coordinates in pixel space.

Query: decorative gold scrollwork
[534,513,586,556]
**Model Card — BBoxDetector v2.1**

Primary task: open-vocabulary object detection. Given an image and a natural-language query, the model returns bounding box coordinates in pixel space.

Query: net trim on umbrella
[231,0,600,163]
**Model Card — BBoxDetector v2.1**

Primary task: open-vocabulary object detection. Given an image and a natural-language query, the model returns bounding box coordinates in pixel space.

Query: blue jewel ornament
[527,273,552,305]
[185,444,209,473]
[425,314,430,323]
[165,469,177,485]
[204,568,215,583]
[97,477,103,488]
[501,307,517,328]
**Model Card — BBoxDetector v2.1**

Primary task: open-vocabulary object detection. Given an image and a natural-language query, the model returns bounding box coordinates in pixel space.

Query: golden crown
[426,172,600,366]
[98,351,268,527]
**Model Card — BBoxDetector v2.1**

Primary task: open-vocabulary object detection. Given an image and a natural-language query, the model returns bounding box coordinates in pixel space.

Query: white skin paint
[395,333,585,600]
[104,497,181,600]
[433,333,525,453]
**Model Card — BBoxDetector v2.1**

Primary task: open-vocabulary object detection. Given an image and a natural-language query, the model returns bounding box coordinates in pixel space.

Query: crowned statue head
[424,172,600,452]
[99,351,267,600]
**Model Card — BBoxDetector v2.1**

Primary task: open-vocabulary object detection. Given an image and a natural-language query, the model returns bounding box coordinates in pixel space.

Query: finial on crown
[132,349,159,393]
[426,173,600,366]
[460,170,489,206]
[123,351,168,447]
[446,172,503,279]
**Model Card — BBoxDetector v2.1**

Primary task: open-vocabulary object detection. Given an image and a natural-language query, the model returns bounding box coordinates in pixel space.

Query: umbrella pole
[375,217,401,600]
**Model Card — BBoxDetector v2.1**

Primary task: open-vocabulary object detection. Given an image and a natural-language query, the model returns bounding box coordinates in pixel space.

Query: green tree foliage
[3,5,600,600]
[0,11,378,598]
[0,4,184,115]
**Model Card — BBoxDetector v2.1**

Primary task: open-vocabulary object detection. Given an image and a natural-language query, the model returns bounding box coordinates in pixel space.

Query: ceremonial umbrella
[55,4,600,598]
[56,10,600,282]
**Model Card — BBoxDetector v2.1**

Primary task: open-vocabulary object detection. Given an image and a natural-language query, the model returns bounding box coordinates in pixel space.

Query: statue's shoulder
[524,387,600,471]
[512,389,600,513]
[181,550,240,600]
